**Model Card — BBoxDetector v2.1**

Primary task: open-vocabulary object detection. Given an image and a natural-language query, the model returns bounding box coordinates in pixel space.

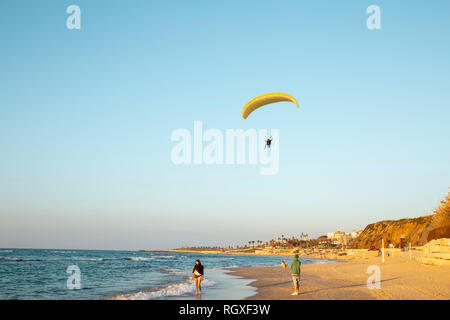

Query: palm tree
[300,232,309,241]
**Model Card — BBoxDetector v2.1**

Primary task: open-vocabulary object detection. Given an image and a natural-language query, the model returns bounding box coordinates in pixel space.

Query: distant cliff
[351,215,433,249]
[351,191,450,249]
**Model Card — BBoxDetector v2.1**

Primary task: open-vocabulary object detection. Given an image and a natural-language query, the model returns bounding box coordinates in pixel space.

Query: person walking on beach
[192,259,204,295]
[290,254,301,295]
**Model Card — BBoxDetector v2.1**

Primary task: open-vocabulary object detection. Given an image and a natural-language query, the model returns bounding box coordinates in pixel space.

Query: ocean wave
[73,257,104,261]
[315,260,335,264]
[0,256,107,262]
[0,257,20,261]
[161,268,188,276]
[0,257,52,262]
[125,257,153,261]
[0,250,13,253]
[1,255,156,262]
[113,278,216,300]
[213,257,234,261]
[51,251,77,254]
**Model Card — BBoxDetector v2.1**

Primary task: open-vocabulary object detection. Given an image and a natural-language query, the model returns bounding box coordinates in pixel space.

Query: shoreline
[110,253,336,300]
[110,268,258,300]
[109,255,341,300]
[228,255,450,300]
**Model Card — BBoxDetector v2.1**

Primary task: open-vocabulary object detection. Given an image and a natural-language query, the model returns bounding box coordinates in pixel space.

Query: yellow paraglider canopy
[241,92,299,119]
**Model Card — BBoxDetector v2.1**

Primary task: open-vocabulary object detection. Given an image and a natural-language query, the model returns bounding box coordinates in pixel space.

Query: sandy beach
[229,255,450,300]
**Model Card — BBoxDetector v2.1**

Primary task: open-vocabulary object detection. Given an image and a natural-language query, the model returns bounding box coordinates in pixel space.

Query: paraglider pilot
[265,136,273,149]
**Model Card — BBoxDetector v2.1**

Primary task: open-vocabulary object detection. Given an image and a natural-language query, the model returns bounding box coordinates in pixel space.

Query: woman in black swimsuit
[192,259,204,295]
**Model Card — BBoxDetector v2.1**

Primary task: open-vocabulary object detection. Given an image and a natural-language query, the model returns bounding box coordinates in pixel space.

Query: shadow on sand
[298,277,399,295]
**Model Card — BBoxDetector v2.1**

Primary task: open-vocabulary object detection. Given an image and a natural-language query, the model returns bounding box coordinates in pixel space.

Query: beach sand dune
[230,256,450,300]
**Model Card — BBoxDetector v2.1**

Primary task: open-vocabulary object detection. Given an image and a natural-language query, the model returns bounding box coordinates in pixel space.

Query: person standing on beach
[290,254,301,295]
[192,259,204,295]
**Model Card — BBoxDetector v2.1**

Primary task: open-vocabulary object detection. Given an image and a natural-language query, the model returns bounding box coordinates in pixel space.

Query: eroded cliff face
[351,216,433,249]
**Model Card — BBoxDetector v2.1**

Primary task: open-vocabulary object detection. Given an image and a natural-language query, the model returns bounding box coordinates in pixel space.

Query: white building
[327,231,352,245]
[351,229,363,239]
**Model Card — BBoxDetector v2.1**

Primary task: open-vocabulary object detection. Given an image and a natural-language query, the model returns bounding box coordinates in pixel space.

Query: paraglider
[241,92,299,119]
[242,92,299,151]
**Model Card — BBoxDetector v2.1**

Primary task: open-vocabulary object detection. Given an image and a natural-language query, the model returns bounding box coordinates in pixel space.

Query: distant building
[351,229,363,239]
[327,231,352,245]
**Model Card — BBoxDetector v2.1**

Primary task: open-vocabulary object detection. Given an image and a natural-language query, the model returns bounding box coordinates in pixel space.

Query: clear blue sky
[1,0,449,250]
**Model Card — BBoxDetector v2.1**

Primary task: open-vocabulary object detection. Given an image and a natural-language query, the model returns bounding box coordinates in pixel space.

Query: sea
[0,248,332,300]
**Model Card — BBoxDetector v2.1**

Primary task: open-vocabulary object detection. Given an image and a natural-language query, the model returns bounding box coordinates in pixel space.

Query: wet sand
[229,255,450,300]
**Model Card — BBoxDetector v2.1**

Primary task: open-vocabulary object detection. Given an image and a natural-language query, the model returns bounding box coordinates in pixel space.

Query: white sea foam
[51,250,77,254]
[78,258,104,261]
[315,260,334,264]
[0,250,13,253]
[163,268,188,276]
[0,257,18,261]
[213,257,234,261]
[0,256,107,262]
[114,278,216,300]
[125,257,153,261]
[53,257,105,261]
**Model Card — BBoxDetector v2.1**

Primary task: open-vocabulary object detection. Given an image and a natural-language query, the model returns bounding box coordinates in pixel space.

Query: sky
[0,0,449,250]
